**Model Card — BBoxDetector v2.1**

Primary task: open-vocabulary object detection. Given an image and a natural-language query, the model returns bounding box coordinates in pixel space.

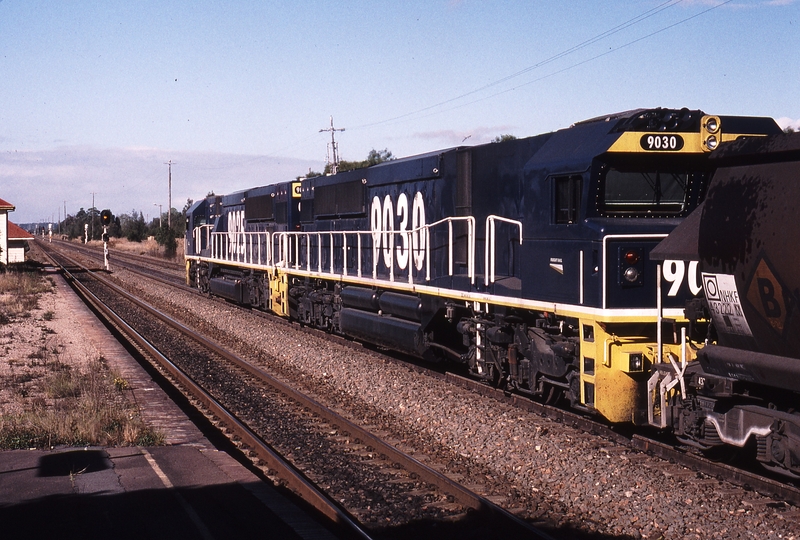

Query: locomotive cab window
[554,175,582,224]
[601,168,688,216]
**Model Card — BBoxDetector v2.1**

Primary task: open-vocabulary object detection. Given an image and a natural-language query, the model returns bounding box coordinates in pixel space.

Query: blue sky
[1,0,798,224]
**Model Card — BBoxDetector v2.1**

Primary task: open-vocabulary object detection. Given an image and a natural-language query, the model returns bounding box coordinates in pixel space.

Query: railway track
[445,374,800,506]
[39,241,553,539]
[45,239,800,507]
[49,238,186,285]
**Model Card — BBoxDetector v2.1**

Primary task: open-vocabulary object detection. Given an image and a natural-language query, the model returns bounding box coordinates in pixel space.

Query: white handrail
[196,214,479,287]
[191,225,214,256]
[422,216,476,284]
[202,230,272,265]
[484,215,523,287]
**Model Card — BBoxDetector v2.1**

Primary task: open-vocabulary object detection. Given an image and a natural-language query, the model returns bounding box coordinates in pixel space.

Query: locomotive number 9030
[370,191,427,271]
[640,134,685,151]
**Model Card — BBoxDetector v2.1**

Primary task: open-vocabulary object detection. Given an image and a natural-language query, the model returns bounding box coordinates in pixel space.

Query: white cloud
[0,146,322,224]
[776,117,800,131]
[411,125,519,147]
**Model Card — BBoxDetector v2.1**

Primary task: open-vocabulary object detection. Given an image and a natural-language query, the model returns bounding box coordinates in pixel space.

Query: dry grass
[85,237,185,263]
[0,357,164,449]
[0,266,164,449]
[0,270,54,322]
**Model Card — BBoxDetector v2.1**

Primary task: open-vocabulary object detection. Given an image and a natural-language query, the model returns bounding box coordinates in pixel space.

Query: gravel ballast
[55,248,800,539]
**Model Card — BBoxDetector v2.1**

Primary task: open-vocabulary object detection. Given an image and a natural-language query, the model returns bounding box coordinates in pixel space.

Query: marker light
[623,250,640,265]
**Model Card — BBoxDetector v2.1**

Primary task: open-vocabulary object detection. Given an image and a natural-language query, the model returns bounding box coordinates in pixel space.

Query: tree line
[55,200,193,257]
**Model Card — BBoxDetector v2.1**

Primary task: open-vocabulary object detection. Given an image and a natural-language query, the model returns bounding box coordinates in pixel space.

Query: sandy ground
[0,266,100,417]
[0,236,183,419]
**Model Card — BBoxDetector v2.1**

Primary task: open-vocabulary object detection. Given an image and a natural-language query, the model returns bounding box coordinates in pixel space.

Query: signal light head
[619,247,643,287]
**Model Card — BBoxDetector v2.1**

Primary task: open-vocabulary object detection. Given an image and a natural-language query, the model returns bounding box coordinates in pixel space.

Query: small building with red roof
[7,221,34,263]
[1,197,34,265]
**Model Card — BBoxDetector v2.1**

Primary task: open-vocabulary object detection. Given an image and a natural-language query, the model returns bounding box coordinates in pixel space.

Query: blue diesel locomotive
[185,108,781,426]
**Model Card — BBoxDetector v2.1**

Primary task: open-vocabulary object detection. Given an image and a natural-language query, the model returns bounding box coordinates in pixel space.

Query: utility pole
[319,116,345,175]
[164,160,174,229]
[153,203,162,228]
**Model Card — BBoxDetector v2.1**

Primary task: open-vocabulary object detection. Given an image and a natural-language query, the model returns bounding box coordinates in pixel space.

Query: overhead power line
[263,0,733,160]
[350,0,732,131]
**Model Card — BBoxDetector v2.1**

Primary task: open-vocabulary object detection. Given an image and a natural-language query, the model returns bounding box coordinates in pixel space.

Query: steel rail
[47,249,373,540]
[44,242,554,540]
[43,239,800,512]
[47,238,185,285]
[631,436,800,506]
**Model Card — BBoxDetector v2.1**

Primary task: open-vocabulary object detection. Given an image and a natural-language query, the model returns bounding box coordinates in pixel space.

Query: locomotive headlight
[700,115,721,152]
[623,267,639,282]
[619,247,643,287]
[628,352,644,372]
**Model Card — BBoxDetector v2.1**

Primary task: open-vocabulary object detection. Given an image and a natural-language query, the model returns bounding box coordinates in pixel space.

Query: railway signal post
[101,209,112,271]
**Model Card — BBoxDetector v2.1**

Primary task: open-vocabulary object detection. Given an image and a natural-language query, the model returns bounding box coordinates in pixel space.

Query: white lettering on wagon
[702,273,753,337]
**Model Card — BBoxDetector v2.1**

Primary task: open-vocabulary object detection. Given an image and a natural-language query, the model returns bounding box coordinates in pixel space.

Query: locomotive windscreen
[601,169,689,216]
